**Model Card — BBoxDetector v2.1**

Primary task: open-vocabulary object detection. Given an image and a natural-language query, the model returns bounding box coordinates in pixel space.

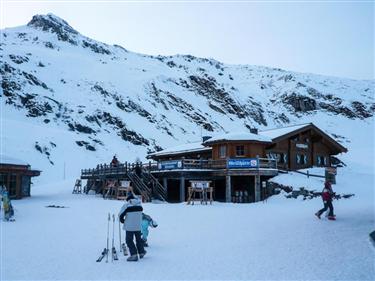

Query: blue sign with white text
[227,158,258,169]
[158,160,183,170]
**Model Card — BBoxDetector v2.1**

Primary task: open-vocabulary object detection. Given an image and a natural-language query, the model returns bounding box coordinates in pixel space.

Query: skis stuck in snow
[96,248,108,262]
[97,213,127,262]
[118,215,128,256]
[112,214,119,261]
[96,213,111,263]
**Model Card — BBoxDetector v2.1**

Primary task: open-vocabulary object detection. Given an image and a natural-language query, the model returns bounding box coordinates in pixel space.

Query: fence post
[307,170,309,178]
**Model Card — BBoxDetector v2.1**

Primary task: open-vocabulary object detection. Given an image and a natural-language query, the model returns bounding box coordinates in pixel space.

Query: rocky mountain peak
[27,13,79,42]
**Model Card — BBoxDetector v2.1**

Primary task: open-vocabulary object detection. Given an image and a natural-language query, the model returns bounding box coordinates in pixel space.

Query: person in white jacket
[119,191,146,261]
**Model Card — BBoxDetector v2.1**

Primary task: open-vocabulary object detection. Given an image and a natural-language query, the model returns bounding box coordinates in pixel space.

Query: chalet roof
[259,123,311,140]
[203,132,272,145]
[147,123,347,159]
[0,154,29,166]
[148,142,211,158]
[259,123,347,153]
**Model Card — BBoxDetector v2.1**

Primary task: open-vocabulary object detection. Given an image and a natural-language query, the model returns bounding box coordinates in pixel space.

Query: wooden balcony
[81,157,278,180]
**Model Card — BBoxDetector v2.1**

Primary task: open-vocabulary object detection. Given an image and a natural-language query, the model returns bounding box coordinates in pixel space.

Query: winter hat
[126,192,135,201]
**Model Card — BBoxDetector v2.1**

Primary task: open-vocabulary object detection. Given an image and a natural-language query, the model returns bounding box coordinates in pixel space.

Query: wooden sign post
[187,181,213,205]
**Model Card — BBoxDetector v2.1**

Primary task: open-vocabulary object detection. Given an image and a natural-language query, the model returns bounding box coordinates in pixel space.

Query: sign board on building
[227,158,258,169]
[158,160,183,170]
[120,181,131,188]
[296,143,309,149]
[190,181,211,189]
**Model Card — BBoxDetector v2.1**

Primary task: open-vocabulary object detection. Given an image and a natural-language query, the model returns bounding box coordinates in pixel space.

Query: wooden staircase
[141,169,167,202]
[127,172,152,202]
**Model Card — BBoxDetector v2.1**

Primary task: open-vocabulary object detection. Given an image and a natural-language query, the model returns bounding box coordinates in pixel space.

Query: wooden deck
[81,158,278,180]
[80,158,278,203]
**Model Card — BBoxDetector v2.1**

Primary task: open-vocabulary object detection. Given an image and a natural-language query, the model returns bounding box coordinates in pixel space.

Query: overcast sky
[1,0,374,80]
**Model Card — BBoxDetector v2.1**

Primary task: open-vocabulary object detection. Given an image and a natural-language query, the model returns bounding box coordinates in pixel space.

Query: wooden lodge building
[81,123,347,203]
[0,155,41,199]
[146,123,347,203]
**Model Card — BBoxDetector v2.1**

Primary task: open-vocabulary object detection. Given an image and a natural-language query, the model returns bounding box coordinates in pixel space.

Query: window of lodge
[236,145,245,156]
[268,152,287,164]
[317,155,327,166]
[296,154,308,165]
[0,174,8,188]
[219,145,227,158]
[9,174,17,197]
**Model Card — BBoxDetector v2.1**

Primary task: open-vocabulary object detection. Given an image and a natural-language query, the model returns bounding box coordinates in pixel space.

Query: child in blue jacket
[141,213,158,247]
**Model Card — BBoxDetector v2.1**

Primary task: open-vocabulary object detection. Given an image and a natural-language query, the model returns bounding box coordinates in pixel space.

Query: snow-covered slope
[1,13,374,182]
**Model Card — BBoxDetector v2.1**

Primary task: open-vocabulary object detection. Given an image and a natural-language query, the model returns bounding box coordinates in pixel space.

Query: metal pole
[112,214,115,262]
[118,215,122,252]
[106,213,110,263]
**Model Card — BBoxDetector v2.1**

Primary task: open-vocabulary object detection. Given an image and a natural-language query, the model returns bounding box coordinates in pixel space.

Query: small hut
[0,155,41,199]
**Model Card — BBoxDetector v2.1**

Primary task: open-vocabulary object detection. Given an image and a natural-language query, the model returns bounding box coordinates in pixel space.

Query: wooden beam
[225,175,231,202]
[179,176,185,202]
[254,175,261,202]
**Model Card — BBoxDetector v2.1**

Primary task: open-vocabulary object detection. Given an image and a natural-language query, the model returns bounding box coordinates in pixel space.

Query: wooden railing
[81,157,278,178]
[154,158,277,171]
[81,163,127,177]
[293,169,325,178]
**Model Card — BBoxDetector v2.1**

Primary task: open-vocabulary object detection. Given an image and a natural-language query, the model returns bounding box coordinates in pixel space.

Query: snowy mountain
[1,13,374,183]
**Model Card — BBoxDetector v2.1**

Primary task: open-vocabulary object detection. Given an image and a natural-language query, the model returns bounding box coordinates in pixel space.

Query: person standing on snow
[141,213,158,247]
[315,181,336,220]
[119,189,146,261]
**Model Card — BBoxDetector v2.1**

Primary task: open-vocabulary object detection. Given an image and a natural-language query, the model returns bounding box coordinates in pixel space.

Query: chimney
[250,128,258,134]
[202,136,212,142]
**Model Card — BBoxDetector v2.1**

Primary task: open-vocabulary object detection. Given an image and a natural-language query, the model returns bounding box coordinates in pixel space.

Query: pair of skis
[97,213,127,262]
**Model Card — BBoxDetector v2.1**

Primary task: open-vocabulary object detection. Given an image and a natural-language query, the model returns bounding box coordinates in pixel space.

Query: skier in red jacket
[315,181,336,220]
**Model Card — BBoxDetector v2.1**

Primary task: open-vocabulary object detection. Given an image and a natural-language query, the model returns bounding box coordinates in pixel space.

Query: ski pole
[123,227,128,256]
[106,213,110,263]
[118,215,122,252]
[112,214,115,262]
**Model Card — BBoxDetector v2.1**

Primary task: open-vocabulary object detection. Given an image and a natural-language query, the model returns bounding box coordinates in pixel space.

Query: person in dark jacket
[135,162,142,177]
[119,191,146,261]
[111,155,119,167]
[315,181,336,220]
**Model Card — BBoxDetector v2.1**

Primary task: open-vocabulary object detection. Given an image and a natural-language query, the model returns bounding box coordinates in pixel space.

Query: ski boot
[127,255,138,262]
[139,250,147,259]
[143,239,149,247]
[315,212,321,219]
[328,215,336,221]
